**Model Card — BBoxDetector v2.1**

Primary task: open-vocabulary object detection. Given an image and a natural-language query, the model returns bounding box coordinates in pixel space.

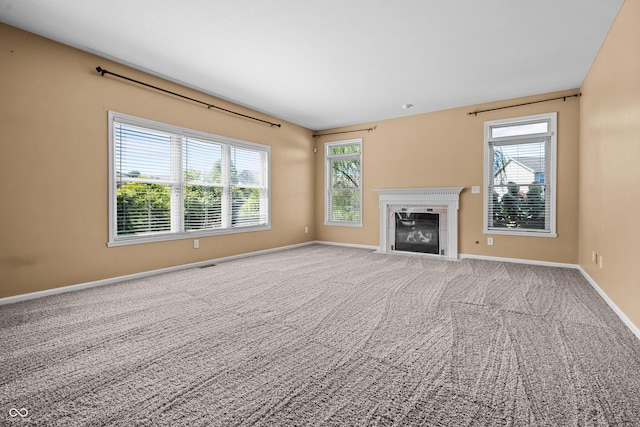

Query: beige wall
[314,91,581,264]
[0,24,315,298]
[579,0,640,329]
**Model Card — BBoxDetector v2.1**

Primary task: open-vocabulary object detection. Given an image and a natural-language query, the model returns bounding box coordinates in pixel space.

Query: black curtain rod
[467,93,581,116]
[96,66,281,128]
[313,126,376,138]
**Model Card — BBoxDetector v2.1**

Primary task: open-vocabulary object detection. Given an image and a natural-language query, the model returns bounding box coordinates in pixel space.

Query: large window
[109,112,269,246]
[325,139,362,226]
[484,112,557,237]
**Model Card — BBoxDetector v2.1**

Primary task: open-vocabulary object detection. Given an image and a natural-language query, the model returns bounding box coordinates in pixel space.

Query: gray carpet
[1,245,639,426]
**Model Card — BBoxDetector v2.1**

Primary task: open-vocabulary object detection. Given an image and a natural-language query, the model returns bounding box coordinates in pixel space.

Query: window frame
[108,111,270,246]
[324,138,363,227]
[483,112,557,237]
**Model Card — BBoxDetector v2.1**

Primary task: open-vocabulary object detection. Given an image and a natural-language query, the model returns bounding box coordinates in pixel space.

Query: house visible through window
[325,139,362,226]
[484,112,557,237]
[109,112,270,246]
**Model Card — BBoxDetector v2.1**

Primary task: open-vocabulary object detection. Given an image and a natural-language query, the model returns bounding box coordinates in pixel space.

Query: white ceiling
[0,0,624,130]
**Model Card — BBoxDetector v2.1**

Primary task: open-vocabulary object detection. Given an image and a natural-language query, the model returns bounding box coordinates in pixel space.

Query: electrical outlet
[304,226,309,233]
[599,255,603,269]
[487,237,494,246]
[472,186,480,194]
[193,239,199,249]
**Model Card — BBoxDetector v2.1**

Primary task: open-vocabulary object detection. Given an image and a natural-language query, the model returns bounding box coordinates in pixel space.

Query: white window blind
[325,139,362,226]
[114,124,175,236]
[109,112,270,246]
[183,138,223,231]
[230,146,269,228]
[484,113,557,237]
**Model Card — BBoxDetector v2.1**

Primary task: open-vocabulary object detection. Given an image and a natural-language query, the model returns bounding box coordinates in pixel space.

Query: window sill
[108,224,271,247]
[483,229,557,238]
[324,221,363,228]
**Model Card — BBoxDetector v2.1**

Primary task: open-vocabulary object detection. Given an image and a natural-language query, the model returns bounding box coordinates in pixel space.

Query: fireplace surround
[375,187,463,259]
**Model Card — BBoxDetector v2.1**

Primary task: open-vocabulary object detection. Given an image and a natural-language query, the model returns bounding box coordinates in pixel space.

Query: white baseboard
[459,252,578,269]
[576,266,640,340]
[313,240,380,251]
[0,241,315,306]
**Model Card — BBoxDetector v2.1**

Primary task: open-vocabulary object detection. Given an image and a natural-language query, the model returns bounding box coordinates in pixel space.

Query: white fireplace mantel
[375,187,464,259]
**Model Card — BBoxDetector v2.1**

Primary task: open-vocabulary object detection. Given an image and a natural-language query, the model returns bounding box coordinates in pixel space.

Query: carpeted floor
[1,244,639,426]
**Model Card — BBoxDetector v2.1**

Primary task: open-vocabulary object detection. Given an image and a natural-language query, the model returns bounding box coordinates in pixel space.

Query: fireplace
[375,187,463,259]
[394,210,440,254]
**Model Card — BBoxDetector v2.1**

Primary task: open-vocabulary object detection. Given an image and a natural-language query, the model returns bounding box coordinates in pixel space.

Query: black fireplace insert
[394,211,440,254]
